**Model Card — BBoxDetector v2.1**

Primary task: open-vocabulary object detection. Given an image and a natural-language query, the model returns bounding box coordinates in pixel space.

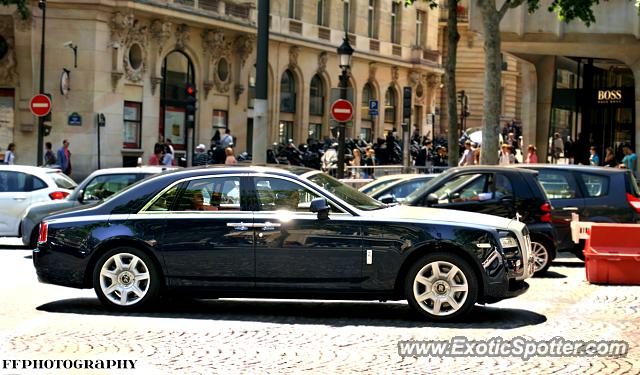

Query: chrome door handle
[254,222,282,231]
[562,207,579,211]
[13,197,26,201]
[227,222,252,231]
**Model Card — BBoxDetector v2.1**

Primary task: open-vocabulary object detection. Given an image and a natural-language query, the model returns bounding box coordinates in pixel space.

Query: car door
[428,173,509,216]
[148,175,255,289]
[576,172,626,222]
[536,169,584,249]
[251,175,363,290]
[0,171,36,236]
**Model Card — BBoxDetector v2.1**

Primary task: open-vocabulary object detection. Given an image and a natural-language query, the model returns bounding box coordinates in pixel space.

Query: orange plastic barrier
[584,224,640,285]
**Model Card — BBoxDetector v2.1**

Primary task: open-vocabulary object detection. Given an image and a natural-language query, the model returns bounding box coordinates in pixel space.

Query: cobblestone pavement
[0,250,638,374]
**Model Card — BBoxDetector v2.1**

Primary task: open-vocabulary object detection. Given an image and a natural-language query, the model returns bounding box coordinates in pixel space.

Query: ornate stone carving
[213,59,232,93]
[288,46,300,69]
[234,84,245,104]
[427,74,441,88]
[408,70,421,86]
[391,66,399,82]
[111,71,124,92]
[0,36,18,86]
[150,19,172,56]
[175,24,190,51]
[202,29,232,58]
[368,62,377,83]
[203,80,214,99]
[150,76,163,95]
[122,20,148,82]
[317,52,328,74]
[234,34,255,68]
[110,12,135,46]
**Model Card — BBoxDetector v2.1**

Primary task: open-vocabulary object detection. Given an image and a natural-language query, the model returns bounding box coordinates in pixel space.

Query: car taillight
[49,191,69,200]
[540,203,552,222]
[627,193,640,213]
[38,222,49,244]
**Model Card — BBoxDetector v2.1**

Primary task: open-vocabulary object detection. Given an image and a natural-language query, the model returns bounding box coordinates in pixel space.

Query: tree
[406,0,461,167]
[0,0,29,19]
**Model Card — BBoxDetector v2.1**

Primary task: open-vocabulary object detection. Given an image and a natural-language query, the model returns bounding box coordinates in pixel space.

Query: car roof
[444,165,538,175]
[0,165,61,176]
[87,166,177,176]
[149,164,316,180]
[515,164,628,174]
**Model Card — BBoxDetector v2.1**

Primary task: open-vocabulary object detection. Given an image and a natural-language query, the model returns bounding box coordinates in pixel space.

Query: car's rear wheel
[405,253,478,321]
[92,247,160,310]
[531,239,553,275]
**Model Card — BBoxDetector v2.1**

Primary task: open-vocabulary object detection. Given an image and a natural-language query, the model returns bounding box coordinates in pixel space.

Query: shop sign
[597,90,623,104]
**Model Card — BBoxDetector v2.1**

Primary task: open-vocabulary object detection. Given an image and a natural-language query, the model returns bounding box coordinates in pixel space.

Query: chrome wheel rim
[413,261,469,316]
[99,253,150,306]
[531,242,549,273]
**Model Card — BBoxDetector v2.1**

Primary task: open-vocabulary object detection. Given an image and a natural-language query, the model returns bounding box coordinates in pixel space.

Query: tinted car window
[83,174,140,201]
[433,174,485,201]
[147,185,180,212]
[495,174,514,199]
[537,170,576,199]
[32,176,47,190]
[387,179,428,200]
[578,173,609,198]
[306,173,384,211]
[456,174,491,202]
[175,177,241,212]
[0,171,29,192]
[255,177,321,212]
[362,178,401,195]
[48,172,77,190]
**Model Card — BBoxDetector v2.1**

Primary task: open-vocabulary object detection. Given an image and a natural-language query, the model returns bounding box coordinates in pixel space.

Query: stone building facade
[0,0,443,178]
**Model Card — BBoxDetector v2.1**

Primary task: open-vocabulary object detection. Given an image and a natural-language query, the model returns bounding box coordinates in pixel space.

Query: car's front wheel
[405,253,478,321]
[92,247,161,310]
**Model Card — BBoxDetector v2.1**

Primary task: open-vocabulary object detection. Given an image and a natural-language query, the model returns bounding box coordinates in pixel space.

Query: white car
[0,165,77,237]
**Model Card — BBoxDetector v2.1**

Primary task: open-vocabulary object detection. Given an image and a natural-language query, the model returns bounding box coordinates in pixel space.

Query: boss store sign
[595,88,633,106]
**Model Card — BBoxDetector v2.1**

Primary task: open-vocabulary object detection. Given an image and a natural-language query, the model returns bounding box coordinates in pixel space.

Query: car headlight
[499,236,519,248]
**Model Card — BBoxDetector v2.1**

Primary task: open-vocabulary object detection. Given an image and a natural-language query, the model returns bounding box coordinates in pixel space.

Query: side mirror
[379,194,396,204]
[426,193,439,206]
[310,197,330,220]
[77,189,85,203]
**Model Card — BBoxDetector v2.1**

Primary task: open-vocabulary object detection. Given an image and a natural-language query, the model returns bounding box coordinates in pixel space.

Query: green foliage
[405,0,440,10]
[546,0,600,26]
[0,0,30,19]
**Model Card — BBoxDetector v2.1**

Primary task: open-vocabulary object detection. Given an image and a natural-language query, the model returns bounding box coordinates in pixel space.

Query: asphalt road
[0,249,638,374]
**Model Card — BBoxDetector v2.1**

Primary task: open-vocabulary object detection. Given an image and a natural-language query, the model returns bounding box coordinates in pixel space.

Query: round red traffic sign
[331,99,353,123]
[30,94,52,117]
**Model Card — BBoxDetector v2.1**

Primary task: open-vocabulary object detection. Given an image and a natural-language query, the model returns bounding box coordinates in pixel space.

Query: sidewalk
[0,237,25,248]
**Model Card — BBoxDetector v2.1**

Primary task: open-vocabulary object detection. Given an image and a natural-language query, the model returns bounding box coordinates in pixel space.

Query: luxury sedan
[33,166,534,321]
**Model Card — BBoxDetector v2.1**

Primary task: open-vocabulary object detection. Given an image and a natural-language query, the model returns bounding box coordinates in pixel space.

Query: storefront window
[123,101,142,149]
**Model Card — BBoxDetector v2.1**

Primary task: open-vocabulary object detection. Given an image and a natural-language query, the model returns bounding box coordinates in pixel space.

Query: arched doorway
[160,51,195,164]
[279,69,297,144]
[361,82,376,142]
[309,74,325,141]
[384,86,398,136]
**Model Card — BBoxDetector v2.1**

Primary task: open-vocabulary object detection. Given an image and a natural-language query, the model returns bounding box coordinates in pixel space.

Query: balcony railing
[145,0,255,23]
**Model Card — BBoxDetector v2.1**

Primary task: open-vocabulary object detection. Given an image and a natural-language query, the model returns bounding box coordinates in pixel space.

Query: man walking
[56,139,72,176]
[221,128,234,149]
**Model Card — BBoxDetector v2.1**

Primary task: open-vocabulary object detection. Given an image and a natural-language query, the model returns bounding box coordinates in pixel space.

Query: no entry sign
[30,94,52,117]
[331,99,353,123]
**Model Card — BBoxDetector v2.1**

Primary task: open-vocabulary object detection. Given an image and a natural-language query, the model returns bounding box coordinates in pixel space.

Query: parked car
[34,165,534,321]
[358,174,407,196]
[0,165,77,237]
[367,174,439,204]
[21,167,171,248]
[404,166,556,274]
[516,164,640,258]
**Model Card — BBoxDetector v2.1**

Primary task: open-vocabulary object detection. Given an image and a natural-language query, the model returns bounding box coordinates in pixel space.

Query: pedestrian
[565,136,574,164]
[506,133,518,154]
[165,138,175,155]
[44,142,56,166]
[221,128,234,149]
[619,144,638,178]
[604,147,617,167]
[552,133,564,163]
[56,140,72,175]
[525,145,538,164]
[194,144,208,166]
[458,140,474,166]
[363,148,377,179]
[224,147,237,165]
[350,148,361,178]
[3,143,15,164]
[433,146,448,168]
[473,143,481,165]
[161,144,174,166]
[148,144,163,165]
[499,144,515,165]
[589,146,600,166]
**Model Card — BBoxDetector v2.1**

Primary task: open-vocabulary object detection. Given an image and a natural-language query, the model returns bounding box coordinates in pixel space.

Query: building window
[309,123,322,140]
[367,0,377,38]
[123,101,142,149]
[212,110,228,140]
[309,75,324,116]
[288,0,300,20]
[280,70,296,113]
[279,121,294,144]
[316,0,327,26]
[360,127,372,142]
[391,2,400,44]
[361,83,375,120]
[248,66,256,109]
[416,10,425,46]
[385,87,397,124]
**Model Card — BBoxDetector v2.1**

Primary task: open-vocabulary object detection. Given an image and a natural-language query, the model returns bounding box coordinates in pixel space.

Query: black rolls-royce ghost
[33,165,534,321]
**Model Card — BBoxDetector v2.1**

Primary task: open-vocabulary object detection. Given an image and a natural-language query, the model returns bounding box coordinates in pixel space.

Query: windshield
[361,178,402,195]
[404,171,451,203]
[305,172,385,211]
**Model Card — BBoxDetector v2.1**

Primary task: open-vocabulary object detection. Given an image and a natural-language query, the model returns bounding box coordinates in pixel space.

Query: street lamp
[336,37,353,179]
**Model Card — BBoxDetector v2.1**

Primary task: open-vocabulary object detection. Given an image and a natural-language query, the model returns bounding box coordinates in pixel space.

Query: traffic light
[43,124,52,136]
[402,86,412,120]
[43,93,53,122]
[185,83,197,129]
